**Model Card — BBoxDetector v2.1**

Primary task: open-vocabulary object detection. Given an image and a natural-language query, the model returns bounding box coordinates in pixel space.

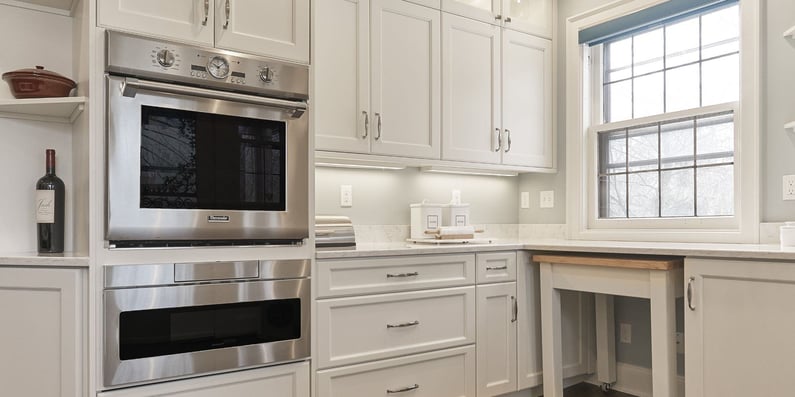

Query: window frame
[565,0,760,243]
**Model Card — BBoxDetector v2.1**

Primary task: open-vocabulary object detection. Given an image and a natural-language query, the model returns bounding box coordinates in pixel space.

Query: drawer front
[317,346,476,397]
[476,252,517,284]
[317,254,476,298]
[317,287,476,368]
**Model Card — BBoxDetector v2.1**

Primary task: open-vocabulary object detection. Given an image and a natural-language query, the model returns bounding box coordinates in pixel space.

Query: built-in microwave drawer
[316,346,475,397]
[317,254,475,298]
[316,287,475,369]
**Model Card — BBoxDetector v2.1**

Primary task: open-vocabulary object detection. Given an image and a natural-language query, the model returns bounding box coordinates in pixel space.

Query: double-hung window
[566,0,760,242]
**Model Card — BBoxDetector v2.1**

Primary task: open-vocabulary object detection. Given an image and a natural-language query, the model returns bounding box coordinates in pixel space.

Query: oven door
[103,278,310,387]
[105,75,309,244]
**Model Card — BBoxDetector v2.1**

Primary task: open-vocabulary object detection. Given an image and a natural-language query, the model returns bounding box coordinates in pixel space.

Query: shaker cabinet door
[98,0,214,46]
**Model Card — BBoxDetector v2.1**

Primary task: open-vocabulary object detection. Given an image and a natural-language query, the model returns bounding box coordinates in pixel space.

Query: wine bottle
[36,149,65,253]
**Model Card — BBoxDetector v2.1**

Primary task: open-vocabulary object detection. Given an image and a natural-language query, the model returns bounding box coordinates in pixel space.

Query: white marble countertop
[316,239,795,261]
[0,252,90,267]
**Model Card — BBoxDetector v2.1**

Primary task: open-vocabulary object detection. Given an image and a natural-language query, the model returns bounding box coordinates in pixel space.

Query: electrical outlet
[521,192,530,209]
[340,185,353,207]
[784,175,795,201]
[619,323,632,344]
[676,332,684,354]
[451,189,462,204]
[540,191,555,208]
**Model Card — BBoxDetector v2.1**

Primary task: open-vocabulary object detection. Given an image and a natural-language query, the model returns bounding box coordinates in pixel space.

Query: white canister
[410,202,443,239]
[781,222,795,247]
[442,203,470,227]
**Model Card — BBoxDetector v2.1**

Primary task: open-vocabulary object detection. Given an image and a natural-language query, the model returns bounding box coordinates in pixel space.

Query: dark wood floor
[562,382,636,397]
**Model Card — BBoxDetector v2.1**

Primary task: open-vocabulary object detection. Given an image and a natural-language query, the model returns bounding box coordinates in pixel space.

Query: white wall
[0,5,74,253]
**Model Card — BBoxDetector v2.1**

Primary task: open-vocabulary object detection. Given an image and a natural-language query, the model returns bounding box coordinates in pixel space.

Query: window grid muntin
[597,110,735,219]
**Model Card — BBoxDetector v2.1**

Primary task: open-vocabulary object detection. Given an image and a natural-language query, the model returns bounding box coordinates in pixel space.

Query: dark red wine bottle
[36,149,65,253]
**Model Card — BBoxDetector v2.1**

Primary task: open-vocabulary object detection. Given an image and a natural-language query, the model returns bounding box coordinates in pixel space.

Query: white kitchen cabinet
[0,266,85,397]
[441,0,553,38]
[476,282,518,396]
[477,250,517,284]
[442,15,553,168]
[314,0,441,159]
[98,0,309,63]
[98,361,309,397]
[685,258,795,396]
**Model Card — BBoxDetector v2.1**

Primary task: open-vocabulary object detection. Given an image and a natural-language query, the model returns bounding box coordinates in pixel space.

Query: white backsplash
[519,224,568,240]
[351,224,569,243]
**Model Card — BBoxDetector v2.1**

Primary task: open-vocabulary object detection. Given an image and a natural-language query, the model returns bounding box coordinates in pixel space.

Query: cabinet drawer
[476,252,517,284]
[317,346,475,397]
[317,287,476,368]
[317,254,475,297]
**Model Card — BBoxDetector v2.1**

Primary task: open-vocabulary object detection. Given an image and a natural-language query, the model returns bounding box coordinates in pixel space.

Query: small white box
[781,222,795,247]
[442,204,470,227]
[410,203,443,239]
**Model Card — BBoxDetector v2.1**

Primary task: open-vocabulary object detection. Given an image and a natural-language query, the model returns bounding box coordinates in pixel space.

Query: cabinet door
[98,362,309,397]
[517,253,593,390]
[501,30,553,168]
[0,267,84,397]
[441,14,502,164]
[314,0,371,154]
[476,282,517,396]
[686,258,795,397]
[502,0,553,38]
[371,0,441,159]
[441,0,501,26]
[98,0,213,46]
[215,0,309,63]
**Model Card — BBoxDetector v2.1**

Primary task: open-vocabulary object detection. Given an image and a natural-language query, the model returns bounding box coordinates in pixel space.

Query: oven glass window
[139,106,286,211]
[118,299,301,360]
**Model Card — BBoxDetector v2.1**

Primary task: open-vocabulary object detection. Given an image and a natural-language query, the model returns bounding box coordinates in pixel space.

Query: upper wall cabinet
[441,0,552,38]
[98,0,309,63]
[315,0,441,159]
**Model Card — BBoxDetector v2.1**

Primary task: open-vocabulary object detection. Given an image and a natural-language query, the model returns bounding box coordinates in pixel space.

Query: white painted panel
[441,0,500,25]
[476,282,517,396]
[98,0,213,46]
[371,0,441,159]
[314,0,371,153]
[441,14,502,164]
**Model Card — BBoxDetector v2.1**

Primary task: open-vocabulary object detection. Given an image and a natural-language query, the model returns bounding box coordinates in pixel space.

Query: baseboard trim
[587,362,684,397]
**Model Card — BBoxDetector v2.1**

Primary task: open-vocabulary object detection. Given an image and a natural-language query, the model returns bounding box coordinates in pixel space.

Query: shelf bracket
[784,25,795,40]
[786,121,795,133]
[69,103,85,123]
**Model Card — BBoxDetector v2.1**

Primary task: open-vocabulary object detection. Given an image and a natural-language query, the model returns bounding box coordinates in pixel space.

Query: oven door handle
[120,77,308,118]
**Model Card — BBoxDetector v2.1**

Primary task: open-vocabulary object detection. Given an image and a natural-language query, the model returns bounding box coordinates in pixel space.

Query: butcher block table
[533,253,684,397]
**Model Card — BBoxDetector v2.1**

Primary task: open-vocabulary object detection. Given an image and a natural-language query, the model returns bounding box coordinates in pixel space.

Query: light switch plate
[540,191,554,208]
[620,323,632,344]
[340,185,352,207]
[521,192,530,209]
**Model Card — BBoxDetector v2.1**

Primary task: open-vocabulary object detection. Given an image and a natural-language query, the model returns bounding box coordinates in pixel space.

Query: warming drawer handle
[386,320,420,329]
[120,77,308,117]
[386,272,419,278]
[387,384,420,394]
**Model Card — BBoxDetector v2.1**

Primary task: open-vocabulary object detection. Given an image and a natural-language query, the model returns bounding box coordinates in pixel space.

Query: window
[565,0,760,243]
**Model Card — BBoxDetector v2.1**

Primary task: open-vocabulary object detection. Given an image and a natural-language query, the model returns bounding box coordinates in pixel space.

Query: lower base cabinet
[316,346,476,397]
[97,362,310,397]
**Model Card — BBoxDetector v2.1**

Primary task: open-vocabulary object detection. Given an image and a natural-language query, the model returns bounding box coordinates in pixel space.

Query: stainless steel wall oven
[104,31,309,248]
[103,260,310,388]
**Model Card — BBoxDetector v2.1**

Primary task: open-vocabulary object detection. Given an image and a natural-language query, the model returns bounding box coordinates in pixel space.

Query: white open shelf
[785,25,795,39]
[0,97,86,123]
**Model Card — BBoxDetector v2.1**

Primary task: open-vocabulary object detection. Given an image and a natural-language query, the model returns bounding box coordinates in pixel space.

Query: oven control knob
[259,67,273,83]
[156,49,175,68]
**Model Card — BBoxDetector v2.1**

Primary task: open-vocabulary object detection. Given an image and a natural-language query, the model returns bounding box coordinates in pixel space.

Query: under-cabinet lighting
[420,166,518,177]
[315,159,406,170]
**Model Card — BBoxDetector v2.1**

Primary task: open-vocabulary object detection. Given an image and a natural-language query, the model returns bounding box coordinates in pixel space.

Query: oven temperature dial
[156,49,175,67]
[259,67,274,83]
[207,56,230,79]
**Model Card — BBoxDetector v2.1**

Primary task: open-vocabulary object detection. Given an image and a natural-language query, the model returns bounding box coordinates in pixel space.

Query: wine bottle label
[36,190,55,224]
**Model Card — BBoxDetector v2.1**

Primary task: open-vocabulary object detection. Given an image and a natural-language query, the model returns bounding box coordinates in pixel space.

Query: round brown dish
[2,66,76,99]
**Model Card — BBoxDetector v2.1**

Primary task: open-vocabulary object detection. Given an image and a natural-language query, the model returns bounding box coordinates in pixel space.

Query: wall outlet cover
[540,190,554,209]
[340,185,353,207]
[619,323,632,344]
[784,175,795,201]
[521,192,530,209]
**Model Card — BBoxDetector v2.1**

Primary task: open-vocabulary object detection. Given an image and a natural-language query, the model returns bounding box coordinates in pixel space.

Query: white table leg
[595,293,616,386]
[650,270,677,397]
[540,262,564,397]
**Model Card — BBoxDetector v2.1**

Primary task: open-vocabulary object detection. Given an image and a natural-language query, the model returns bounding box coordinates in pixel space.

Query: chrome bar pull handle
[495,128,502,152]
[362,111,369,139]
[387,272,419,278]
[202,0,209,26]
[511,296,518,323]
[486,265,508,271]
[375,112,382,140]
[387,384,420,394]
[387,320,420,329]
[687,277,696,311]
[223,0,230,29]
[504,129,512,153]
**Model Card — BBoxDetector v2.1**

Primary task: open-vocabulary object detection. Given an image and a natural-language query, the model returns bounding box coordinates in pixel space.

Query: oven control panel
[106,31,308,100]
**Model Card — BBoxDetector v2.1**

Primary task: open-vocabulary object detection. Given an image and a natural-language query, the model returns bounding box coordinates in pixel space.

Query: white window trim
[565,0,760,243]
